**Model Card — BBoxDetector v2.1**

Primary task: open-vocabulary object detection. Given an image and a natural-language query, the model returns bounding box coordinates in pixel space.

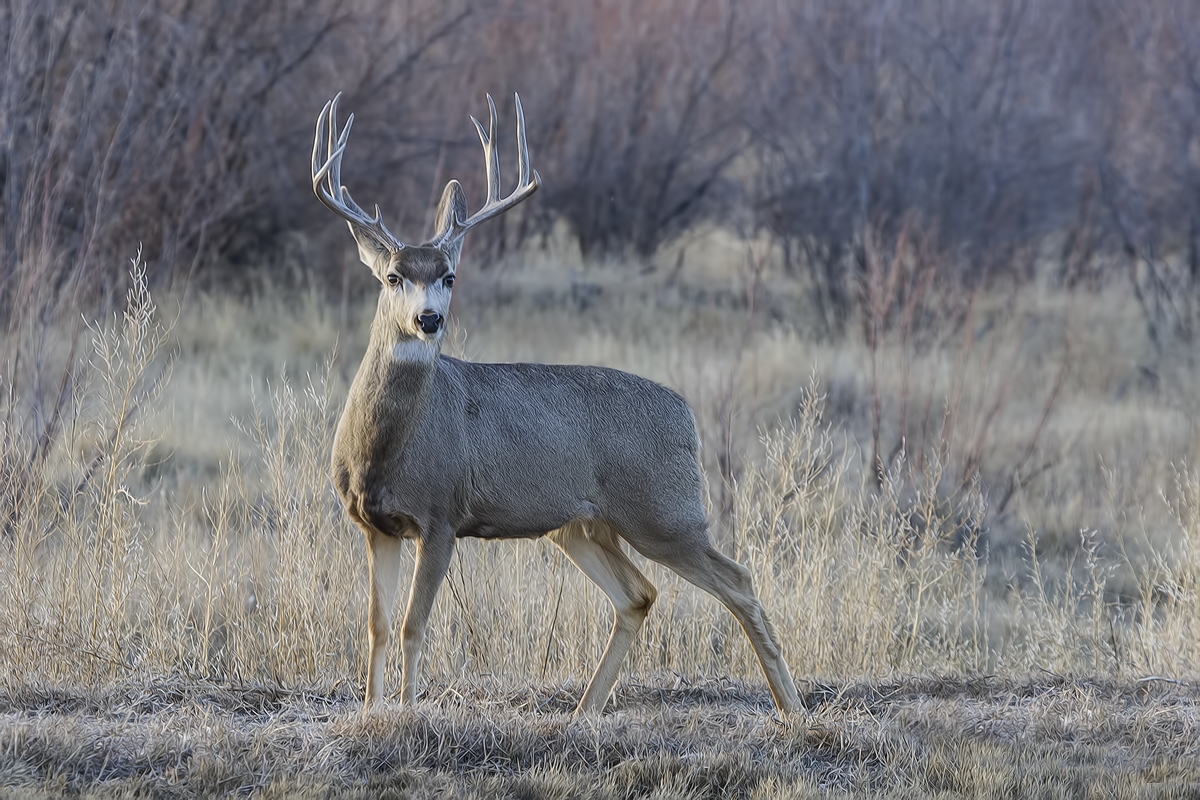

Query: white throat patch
[392,338,438,364]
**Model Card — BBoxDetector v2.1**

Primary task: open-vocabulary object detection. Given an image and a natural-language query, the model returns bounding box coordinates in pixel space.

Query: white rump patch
[392,338,438,363]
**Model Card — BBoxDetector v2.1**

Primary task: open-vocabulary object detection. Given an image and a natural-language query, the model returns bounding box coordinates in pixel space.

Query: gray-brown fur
[312,93,801,714]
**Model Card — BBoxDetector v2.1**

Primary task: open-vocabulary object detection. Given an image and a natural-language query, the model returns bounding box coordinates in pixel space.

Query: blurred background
[6,0,1200,314]
[4,0,1200,688]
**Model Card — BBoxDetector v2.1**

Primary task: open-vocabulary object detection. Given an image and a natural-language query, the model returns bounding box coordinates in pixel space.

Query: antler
[312,93,406,252]
[430,93,541,249]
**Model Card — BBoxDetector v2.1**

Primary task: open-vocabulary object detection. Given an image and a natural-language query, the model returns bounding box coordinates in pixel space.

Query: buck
[312,92,801,714]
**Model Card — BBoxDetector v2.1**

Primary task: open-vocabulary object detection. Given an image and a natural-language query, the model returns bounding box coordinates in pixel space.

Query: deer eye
[443,275,455,289]
[387,274,400,286]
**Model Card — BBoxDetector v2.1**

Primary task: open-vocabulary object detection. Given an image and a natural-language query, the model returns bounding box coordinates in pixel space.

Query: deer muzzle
[416,311,444,335]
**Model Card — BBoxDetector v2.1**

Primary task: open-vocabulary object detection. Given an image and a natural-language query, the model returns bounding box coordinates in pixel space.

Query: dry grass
[2,676,1198,797]
[3,239,1200,795]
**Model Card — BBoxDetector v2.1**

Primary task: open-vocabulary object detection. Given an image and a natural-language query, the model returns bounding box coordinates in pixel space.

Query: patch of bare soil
[1,675,1198,798]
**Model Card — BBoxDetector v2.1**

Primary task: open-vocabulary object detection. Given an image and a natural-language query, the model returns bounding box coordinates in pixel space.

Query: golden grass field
[3,235,1200,796]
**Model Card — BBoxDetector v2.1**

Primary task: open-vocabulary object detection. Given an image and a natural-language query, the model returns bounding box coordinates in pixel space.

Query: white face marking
[392,337,438,363]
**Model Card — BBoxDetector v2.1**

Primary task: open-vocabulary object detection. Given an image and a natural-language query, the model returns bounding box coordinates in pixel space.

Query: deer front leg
[399,533,456,704]
[365,530,406,709]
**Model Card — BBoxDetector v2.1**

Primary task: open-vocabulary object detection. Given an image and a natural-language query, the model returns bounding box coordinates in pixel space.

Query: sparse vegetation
[4,676,1199,797]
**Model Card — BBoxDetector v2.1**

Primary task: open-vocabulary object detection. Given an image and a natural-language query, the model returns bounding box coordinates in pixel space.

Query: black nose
[416,311,443,334]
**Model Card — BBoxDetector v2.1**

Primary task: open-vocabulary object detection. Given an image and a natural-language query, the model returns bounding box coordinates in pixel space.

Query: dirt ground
[2,674,1198,798]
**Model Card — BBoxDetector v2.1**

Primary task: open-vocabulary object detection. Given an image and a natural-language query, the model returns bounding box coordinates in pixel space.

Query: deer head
[312,93,540,344]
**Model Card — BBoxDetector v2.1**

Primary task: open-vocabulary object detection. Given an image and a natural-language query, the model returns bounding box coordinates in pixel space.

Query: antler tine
[312,93,405,251]
[515,93,530,188]
[470,94,502,207]
[435,92,541,249]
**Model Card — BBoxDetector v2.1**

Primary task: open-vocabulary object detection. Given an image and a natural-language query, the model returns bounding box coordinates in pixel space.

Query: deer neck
[343,309,441,455]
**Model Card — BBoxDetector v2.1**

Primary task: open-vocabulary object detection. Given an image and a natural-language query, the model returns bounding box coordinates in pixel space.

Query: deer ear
[433,180,467,265]
[347,222,395,277]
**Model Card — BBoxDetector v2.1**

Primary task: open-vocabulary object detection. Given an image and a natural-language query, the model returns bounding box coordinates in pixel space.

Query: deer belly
[454,499,591,541]
[455,519,551,540]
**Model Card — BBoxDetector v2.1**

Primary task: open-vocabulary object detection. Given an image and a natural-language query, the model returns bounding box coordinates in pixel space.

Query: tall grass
[3,256,1199,695]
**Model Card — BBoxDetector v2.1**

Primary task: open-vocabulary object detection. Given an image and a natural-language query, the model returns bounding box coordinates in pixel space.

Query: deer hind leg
[364,529,405,709]
[648,541,801,713]
[398,533,456,705]
[549,521,657,714]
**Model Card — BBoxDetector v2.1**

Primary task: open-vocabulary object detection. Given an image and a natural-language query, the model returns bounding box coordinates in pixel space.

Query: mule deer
[312,93,801,714]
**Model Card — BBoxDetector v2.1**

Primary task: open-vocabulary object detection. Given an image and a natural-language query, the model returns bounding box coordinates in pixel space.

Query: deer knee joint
[634,583,657,615]
[400,621,425,650]
[717,555,756,597]
[369,613,391,643]
[621,582,656,618]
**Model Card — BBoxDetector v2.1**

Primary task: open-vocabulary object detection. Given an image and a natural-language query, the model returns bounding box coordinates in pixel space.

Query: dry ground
[3,675,1199,798]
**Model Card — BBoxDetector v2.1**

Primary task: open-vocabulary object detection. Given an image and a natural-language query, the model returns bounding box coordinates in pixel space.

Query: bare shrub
[1091,2,1200,353]
[0,0,481,317]
[2,0,323,310]
[743,0,1200,339]
[480,0,750,259]
[5,0,1200,320]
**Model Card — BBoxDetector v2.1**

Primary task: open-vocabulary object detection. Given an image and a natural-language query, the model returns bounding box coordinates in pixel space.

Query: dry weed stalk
[1,252,170,680]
